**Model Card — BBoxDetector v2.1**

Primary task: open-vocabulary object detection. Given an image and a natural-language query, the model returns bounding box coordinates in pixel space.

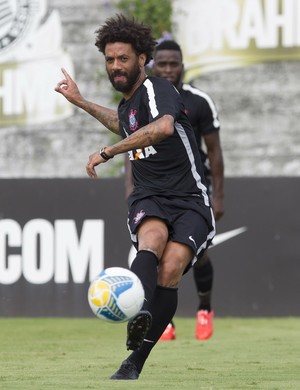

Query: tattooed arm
[55,68,119,135]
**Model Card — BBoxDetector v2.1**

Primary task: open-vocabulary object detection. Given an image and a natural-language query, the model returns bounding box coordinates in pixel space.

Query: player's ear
[139,53,147,68]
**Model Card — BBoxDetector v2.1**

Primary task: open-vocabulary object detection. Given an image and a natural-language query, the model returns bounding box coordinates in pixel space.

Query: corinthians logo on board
[0,0,37,55]
[0,0,74,125]
[173,0,300,81]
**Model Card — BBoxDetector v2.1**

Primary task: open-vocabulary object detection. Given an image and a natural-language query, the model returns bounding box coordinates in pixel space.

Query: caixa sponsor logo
[0,219,104,285]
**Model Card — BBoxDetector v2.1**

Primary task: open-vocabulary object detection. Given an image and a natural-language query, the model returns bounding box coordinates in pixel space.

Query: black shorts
[127,195,215,264]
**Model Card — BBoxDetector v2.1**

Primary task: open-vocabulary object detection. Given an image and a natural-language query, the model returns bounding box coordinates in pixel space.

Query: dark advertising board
[0,178,299,317]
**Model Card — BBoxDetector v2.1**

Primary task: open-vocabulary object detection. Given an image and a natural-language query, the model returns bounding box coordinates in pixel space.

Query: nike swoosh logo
[188,235,197,247]
[211,227,247,247]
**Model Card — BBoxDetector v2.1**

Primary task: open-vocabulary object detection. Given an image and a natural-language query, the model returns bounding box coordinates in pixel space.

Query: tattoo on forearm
[97,112,119,134]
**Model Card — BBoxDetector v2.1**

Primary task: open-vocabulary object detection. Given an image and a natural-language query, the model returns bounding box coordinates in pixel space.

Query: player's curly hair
[95,14,156,65]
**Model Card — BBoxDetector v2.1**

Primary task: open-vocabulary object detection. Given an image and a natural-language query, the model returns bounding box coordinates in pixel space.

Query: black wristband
[99,147,113,161]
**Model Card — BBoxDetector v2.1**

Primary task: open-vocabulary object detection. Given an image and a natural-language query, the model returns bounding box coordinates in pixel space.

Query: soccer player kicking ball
[55,14,215,380]
[125,40,224,341]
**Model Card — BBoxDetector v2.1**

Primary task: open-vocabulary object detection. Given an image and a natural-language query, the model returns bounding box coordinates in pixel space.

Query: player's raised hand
[55,68,84,106]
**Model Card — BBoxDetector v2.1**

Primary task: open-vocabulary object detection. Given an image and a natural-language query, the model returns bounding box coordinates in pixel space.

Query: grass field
[0,317,299,390]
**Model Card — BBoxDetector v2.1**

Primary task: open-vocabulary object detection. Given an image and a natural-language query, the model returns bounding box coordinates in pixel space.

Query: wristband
[99,147,113,161]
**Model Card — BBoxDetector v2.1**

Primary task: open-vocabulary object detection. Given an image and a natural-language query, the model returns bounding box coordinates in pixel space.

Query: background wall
[1,0,299,178]
[0,0,122,179]
[192,61,300,177]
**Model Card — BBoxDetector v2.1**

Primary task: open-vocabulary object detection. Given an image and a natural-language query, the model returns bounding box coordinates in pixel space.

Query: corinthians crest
[129,109,138,131]
[0,0,74,125]
[0,0,44,59]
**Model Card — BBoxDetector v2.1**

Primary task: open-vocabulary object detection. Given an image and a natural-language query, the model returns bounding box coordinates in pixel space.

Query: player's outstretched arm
[85,115,174,178]
[55,68,120,135]
[109,114,174,157]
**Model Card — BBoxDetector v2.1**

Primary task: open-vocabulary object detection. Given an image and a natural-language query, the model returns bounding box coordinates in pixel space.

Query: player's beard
[165,72,182,90]
[108,62,141,93]
[154,70,182,90]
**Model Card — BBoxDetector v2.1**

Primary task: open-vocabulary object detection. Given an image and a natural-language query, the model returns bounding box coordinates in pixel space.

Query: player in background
[125,40,224,341]
[55,15,215,380]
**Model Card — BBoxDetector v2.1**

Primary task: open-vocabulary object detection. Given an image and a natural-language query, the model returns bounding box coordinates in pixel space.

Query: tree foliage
[117,0,173,38]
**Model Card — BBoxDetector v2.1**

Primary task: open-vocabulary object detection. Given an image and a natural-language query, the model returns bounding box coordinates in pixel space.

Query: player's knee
[138,223,168,258]
[157,259,183,287]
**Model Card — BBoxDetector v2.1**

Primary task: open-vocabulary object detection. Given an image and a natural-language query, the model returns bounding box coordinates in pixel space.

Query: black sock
[193,258,213,312]
[130,250,158,310]
[128,285,178,373]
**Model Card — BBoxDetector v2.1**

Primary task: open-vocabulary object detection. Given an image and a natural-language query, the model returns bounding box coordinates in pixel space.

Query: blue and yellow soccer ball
[88,267,145,322]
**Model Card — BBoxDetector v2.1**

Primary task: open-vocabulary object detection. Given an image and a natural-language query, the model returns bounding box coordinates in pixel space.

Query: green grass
[0,317,299,389]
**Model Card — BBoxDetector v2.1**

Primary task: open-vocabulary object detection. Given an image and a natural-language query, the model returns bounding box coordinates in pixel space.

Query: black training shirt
[118,76,210,206]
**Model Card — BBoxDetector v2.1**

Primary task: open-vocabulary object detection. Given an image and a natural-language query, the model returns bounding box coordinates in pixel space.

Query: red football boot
[195,310,214,340]
[159,323,176,341]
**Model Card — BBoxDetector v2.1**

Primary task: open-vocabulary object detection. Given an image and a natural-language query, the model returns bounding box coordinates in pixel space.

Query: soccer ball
[88,267,144,322]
